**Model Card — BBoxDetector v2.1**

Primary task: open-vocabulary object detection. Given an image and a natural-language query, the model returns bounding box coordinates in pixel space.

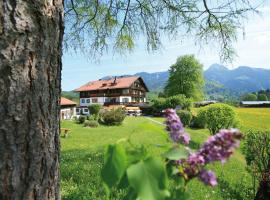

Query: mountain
[97,64,270,100]
[135,64,270,99]
[204,64,270,93]
[135,71,169,91]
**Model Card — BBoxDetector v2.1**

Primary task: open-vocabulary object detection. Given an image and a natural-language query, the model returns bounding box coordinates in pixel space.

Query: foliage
[200,103,238,135]
[164,55,204,101]
[241,93,257,101]
[100,109,243,199]
[61,91,79,104]
[64,0,257,61]
[176,110,192,127]
[190,108,207,129]
[151,95,192,115]
[257,94,268,101]
[88,104,102,120]
[99,108,126,125]
[84,120,99,128]
[243,130,270,197]
[77,115,86,124]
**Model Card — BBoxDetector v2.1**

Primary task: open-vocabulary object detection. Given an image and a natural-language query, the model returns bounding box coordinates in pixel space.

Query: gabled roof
[75,76,149,92]
[60,97,77,106]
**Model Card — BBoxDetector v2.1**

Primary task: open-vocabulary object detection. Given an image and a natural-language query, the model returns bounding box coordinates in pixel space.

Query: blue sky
[62,3,270,91]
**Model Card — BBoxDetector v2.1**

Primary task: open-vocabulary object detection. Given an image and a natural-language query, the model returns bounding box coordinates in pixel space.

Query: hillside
[63,65,270,101]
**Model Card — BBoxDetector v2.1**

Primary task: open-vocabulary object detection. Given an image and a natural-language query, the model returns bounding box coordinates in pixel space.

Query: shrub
[243,130,270,197]
[176,110,192,127]
[88,104,102,119]
[165,95,192,111]
[190,110,206,129]
[77,115,86,124]
[84,120,99,128]
[151,95,192,115]
[99,108,126,125]
[202,103,237,135]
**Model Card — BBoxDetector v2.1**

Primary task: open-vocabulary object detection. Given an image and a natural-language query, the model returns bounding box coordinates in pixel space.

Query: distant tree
[164,55,204,101]
[242,93,257,101]
[158,92,167,98]
[258,94,268,101]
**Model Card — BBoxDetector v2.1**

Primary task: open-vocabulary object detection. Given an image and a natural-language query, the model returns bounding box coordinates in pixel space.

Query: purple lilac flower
[199,170,217,186]
[164,109,190,145]
[198,129,243,164]
[183,154,205,178]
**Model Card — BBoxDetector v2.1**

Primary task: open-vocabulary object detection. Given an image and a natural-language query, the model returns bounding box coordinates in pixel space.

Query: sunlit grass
[60,116,253,200]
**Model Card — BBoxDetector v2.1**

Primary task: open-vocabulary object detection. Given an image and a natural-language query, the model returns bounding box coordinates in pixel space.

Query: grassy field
[60,108,268,200]
[235,108,270,131]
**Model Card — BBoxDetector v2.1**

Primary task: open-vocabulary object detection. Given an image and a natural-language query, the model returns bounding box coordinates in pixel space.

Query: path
[144,116,165,126]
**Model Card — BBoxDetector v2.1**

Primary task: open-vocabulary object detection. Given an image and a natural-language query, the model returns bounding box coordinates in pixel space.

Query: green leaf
[126,145,147,165]
[101,144,127,188]
[127,157,170,200]
[162,146,189,160]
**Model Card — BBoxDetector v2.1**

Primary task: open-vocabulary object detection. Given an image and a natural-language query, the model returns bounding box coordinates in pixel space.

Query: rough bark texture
[0,0,64,199]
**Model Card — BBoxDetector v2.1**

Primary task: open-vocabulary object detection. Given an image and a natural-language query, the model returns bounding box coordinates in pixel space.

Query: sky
[62,2,270,91]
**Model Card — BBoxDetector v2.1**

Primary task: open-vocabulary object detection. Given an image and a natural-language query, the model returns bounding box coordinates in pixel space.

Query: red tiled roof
[60,97,77,106]
[75,76,142,92]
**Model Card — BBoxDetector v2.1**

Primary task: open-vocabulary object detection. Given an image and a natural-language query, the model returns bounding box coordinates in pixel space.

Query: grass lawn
[61,115,255,200]
[235,108,270,131]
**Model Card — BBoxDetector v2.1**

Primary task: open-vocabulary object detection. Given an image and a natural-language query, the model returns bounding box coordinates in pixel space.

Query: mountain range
[133,64,270,100]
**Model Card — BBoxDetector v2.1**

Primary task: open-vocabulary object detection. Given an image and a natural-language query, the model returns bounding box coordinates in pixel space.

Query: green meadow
[60,108,270,200]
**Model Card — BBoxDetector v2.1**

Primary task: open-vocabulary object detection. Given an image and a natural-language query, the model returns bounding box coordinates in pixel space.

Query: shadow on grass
[60,149,105,200]
[61,149,126,200]
[218,178,253,200]
[188,140,201,150]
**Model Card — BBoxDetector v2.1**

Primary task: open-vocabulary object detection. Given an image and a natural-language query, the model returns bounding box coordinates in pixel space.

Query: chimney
[113,76,117,84]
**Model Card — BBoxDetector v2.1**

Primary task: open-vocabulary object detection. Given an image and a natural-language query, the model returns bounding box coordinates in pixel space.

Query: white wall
[119,96,132,103]
[80,97,106,106]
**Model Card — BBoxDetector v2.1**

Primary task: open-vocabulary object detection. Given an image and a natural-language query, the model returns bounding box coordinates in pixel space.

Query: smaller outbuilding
[60,97,77,120]
[240,101,270,107]
[194,100,218,107]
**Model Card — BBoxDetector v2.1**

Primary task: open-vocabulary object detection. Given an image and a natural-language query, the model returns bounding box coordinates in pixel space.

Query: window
[81,99,85,103]
[122,89,129,94]
[122,98,129,103]
[92,98,98,103]
[84,108,89,113]
[86,99,90,103]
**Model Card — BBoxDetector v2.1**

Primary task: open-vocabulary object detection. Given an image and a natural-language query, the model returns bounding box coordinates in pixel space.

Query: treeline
[241,89,270,101]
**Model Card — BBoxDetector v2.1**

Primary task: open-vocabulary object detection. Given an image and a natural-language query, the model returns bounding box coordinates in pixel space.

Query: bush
[77,115,86,124]
[176,110,192,127]
[202,103,237,135]
[99,108,126,125]
[151,95,192,115]
[88,104,102,119]
[84,120,99,128]
[243,130,270,197]
[165,95,192,111]
[190,110,206,129]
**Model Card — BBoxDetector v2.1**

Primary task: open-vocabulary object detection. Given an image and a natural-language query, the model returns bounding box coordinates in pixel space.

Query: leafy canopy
[64,0,259,61]
[164,55,204,101]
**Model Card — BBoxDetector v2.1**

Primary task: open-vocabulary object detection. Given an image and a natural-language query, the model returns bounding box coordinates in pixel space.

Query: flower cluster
[176,129,243,186]
[198,129,243,164]
[164,109,190,145]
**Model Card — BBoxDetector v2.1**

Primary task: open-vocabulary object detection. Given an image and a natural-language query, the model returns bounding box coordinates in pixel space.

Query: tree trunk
[0,0,64,199]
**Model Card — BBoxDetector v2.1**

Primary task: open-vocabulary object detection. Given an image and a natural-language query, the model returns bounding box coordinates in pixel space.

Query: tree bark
[0,0,64,199]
